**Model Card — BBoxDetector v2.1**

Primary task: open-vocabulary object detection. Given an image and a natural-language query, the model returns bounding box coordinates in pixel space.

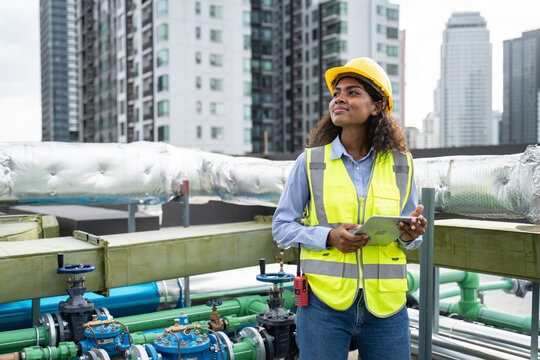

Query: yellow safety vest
[301,143,413,317]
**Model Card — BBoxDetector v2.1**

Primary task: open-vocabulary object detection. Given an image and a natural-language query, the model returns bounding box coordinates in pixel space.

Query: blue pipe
[0,282,177,331]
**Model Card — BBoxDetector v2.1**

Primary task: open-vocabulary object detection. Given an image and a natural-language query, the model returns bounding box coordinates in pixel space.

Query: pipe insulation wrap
[0,142,539,223]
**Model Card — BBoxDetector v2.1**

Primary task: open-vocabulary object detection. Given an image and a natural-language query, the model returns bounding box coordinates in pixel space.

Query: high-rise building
[501,28,540,144]
[77,0,251,154]
[439,12,492,147]
[266,0,403,153]
[54,0,402,154]
[416,81,440,149]
[40,0,79,141]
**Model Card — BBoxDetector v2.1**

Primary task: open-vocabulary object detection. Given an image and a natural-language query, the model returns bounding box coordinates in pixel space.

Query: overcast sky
[0,1,539,142]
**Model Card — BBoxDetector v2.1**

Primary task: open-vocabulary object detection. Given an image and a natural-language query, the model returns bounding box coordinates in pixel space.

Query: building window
[156,0,168,17]
[196,101,202,114]
[211,126,224,139]
[325,41,347,53]
[244,105,251,121]
[156,49,169,67]
[243,34,251,50]
[387,8,399,21]
[195,51,202,64]
[196,76,202,89]
[386,64,399,76]
[377,24,385,34]
[157,100,169,117]
[377,5,385,15]
[386,45,398,57]
[377,43,385,53]
[195,1,201,14]
[158,125,169,141]
[157,75,169,92]
[119,100,125,115]
[243,58,251,73]
[196,26,201,40]
[210,102,224,115]
[196,125,202,138]
[243,11,251,26]
[244,128,251,144]
[210,5,222,18]
[391,82,399,94]
[210,78,223,91]
[262,60,272,71]
[386,27,398,39]
[210,54,223,66]
[244,82,251,96]
[210,30,222,43]
[156,24,168,42]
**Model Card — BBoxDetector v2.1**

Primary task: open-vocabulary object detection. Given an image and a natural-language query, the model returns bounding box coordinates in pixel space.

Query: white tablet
[352,215,416,246]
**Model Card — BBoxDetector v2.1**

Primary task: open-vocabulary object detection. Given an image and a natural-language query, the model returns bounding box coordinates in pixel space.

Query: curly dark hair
[307,76,408,153]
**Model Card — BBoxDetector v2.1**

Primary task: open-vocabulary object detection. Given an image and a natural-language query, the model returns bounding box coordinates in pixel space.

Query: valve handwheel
[56,253,95,274]
[57,264,96,274]
[205,300,223,307]
[256,272,295,284]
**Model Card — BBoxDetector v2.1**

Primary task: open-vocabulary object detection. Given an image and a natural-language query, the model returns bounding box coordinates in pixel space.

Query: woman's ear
[371,100,384,116]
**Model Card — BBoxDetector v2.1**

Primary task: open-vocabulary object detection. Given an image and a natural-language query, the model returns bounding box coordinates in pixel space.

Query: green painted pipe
[0,292,296,355]
[116,294,269,333]
[0,326,48,354]
[232,338,257,360]
[23,342,77,360]
[439,279,514,299]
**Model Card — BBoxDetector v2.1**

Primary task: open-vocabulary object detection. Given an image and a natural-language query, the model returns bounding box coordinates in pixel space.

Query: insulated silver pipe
[0,142,539,223]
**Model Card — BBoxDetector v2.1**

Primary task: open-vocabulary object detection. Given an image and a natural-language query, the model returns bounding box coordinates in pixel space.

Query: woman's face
[328,77,380,128]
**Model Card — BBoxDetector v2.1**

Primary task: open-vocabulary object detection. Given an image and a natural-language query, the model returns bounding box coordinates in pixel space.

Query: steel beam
[1,219,539,304]
[405,219,540,281]
[0,221,291,304]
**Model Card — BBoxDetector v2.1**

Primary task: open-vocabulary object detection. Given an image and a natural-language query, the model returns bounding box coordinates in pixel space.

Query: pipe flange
[94,308,111,318]
[129,344,149,360]
[40,313,56,347]
[94,349,110,360]
[216,331,235,360]
[53,313,65,343]
[238,327,266,360]
[34,326,40,346]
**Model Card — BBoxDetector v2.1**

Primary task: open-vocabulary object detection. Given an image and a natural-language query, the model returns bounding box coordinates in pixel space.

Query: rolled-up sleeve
[397,154,423,251]
[272,152,331,251]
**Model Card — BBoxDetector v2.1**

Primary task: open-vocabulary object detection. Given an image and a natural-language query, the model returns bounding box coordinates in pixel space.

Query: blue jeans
[295,289,411,360]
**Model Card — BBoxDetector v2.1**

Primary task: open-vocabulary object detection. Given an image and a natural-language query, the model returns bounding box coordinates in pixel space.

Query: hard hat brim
[325,66,393,113]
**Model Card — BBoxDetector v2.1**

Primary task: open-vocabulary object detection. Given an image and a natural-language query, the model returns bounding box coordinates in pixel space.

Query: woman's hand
[327,223,371,253]
[398,205,428,242]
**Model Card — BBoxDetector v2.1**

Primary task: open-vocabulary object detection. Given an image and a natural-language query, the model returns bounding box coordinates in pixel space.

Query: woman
[272,57,427,359]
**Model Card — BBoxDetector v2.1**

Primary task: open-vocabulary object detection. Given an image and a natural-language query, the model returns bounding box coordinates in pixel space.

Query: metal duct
[0,142,539,223]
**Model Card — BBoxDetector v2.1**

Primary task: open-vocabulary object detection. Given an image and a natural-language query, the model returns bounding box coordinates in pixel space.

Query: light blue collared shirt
[272,136,423,251]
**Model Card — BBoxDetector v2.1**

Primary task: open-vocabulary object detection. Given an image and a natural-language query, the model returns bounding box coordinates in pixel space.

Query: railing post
[182,180,190,307]
[127,204,136,233]
[531,282,539,360]
[419,187,435,360]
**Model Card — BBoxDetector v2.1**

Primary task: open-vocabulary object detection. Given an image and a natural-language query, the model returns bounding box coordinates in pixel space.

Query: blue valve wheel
[206,300,223,307]
[256,273,295,284]
[57,264,96,274]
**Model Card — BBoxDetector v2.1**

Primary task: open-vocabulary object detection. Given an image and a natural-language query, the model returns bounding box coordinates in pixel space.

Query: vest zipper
[359,152,377,307]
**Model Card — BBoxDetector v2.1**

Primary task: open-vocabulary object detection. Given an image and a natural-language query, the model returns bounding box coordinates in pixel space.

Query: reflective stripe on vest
[300,259,405,280]
[302,144,413,316]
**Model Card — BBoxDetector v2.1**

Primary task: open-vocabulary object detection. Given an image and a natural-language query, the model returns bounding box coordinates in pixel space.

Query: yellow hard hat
[325,57,393,114]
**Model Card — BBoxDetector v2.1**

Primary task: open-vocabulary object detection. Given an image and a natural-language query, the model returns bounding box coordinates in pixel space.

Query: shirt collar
[330,135,374,161]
